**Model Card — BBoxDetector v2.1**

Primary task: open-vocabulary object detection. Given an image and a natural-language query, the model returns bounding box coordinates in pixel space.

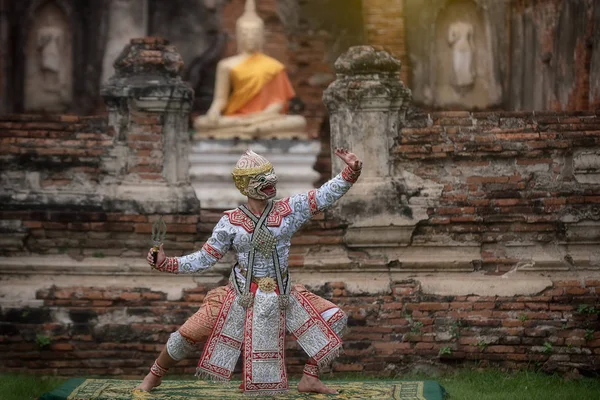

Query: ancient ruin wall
[394,109,600,272]
[2,131,599,373]
[0,114,199,259]
[1,45,599,377]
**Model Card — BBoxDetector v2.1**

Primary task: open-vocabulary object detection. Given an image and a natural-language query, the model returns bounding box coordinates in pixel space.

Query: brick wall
[361,0,409,85]
[508,0,599,111]
[1,110,600,376]
[1,277,598,376]
[0,115,111,189]
[0,209,199,259]
[0,111,172,188]
[394,109,600,269]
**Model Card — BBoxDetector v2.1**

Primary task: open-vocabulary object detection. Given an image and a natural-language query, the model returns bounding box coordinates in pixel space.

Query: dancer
[136,148,362,395]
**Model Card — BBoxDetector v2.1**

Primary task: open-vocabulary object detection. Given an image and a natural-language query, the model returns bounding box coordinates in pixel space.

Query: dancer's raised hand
[334,148,362,171]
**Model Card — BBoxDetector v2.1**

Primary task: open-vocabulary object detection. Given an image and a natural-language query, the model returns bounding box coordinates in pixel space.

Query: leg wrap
[303,358,319,378]
[150,360,168,377]
[166,331,196,361]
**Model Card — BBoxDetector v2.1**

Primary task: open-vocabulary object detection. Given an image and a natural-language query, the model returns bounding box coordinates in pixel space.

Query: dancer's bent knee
[166,331,196,361]
[322,307,348,338]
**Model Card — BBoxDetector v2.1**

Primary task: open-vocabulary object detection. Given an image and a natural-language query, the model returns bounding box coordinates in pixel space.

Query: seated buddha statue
[193,0,307,140]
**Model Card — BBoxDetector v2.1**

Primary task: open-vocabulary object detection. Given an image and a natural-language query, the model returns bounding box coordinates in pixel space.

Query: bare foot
[134,373,162,392]
[297,374,338,394]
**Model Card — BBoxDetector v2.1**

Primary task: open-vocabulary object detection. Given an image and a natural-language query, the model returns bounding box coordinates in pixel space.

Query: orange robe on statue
[223,53,296,116]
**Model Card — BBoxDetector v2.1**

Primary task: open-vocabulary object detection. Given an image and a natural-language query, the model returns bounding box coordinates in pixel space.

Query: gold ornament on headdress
[232,150,273,196]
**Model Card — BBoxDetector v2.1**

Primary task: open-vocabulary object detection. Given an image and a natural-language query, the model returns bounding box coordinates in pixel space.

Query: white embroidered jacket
[156,166,360,286]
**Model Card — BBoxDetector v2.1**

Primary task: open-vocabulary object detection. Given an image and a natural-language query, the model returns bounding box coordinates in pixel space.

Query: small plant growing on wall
[411,321,424,335]
[439,346,452,356]
[35,334,52,349]
[585,329,595,342]
[518,314,528,322]
[577,304,598,315]
[450,320,464,339]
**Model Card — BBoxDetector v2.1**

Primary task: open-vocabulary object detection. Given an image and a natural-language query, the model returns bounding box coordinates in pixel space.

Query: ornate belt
[253,277,277,293]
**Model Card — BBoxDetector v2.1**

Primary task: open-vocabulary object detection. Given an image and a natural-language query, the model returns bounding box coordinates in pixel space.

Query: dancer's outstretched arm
[286,148,362,234]
[146,215,234,274]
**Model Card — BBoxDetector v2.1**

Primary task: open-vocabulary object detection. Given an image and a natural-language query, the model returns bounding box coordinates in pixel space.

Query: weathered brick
[119,292,141,301]
[486,346,515,353]
[566,287,589,295]
[407,303,450,311]
[50,343,74,351]
[184,294,206,302]
[499,303,526,310]
[555,280,582,287]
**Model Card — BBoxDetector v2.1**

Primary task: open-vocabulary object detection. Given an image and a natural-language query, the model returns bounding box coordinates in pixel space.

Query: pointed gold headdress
[232,150,273,196]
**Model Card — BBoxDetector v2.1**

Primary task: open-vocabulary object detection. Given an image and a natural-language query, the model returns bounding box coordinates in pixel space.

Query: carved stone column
[101,37,198,214]
[323,46,442,247]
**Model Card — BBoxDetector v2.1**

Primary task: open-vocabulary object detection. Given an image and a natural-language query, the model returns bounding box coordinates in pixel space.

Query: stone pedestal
[189,139,320,209]
[323,46,443,247]
[101,37,199,214]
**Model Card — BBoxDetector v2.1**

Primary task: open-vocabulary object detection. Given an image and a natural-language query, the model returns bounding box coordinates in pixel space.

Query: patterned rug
[38,378,447,400]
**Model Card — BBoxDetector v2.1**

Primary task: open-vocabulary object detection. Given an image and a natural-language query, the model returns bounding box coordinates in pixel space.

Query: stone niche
[4,0,109,115]
[24,0,73,113]
[405,0,505,110]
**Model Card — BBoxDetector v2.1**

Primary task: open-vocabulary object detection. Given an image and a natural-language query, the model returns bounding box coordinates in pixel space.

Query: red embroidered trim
[197,287,241,381]
[224,209,254,233]
[243,294,288,393]
[290,290,342,365]
[150,360,168,377]
[307,189,319,215]
[269,197,292,226]
[155,257,179,274]
[327,309,346,325]
[341,165,361,183]
[224,198,293,233]
[202,243,224,260]
[303,361,319,378]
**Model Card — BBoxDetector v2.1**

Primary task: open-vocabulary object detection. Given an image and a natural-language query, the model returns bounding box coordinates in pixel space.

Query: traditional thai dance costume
[151,151,361,395]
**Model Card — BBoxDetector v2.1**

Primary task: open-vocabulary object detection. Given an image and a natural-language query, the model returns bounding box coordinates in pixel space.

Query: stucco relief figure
[448,21,475,91]
[432,0,501,109]
[24,2,72,112]
[193,0,307,140]
[135,148,363,395]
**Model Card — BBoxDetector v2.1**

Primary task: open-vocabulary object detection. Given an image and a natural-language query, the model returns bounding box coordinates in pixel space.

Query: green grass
[1,369,599,400]
[0,374,67,400]
[435,369,600,400]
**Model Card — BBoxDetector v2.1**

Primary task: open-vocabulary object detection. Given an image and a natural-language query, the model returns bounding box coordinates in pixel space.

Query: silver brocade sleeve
[287,165,361,234]
[173,215,235,274]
